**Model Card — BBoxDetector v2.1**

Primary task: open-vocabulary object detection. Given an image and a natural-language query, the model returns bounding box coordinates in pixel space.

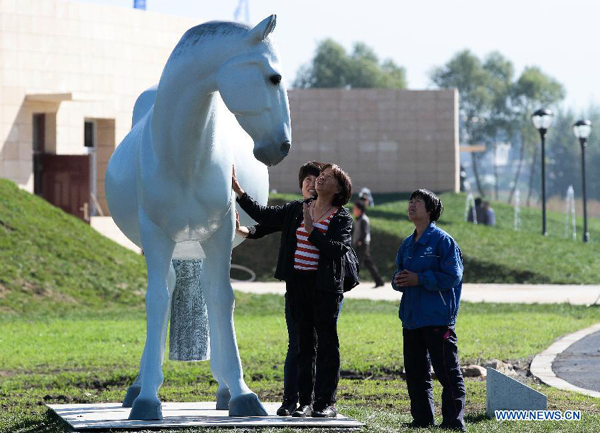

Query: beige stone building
[0,0,198,216]
[0,0,458,249]
[276,88,458,194]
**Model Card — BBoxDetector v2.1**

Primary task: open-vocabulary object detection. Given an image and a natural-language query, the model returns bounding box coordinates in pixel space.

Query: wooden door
[39,155,91,223]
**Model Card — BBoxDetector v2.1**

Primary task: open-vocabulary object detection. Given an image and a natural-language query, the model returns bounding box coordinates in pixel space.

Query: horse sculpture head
[216,15,291,166]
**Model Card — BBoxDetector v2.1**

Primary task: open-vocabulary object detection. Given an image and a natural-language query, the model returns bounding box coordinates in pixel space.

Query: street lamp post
[573,120,592,243]
[531,109,554,236]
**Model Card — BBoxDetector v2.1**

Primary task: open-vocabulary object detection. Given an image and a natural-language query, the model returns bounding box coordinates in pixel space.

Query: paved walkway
[231,280,600,399]
[232,281,600,305]
[553,329,600,393]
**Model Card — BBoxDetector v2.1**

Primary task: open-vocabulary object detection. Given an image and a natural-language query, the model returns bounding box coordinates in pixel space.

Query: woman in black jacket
[236,160,323,417]
[232,163,354,418]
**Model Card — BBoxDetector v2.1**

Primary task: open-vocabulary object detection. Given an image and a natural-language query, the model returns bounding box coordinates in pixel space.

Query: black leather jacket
[237,193,354,293]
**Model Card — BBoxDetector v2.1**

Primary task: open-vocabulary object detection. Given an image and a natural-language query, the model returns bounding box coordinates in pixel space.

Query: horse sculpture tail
[132,85,158,127]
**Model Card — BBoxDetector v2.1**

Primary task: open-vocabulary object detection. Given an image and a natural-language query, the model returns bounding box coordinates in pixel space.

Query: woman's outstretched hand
[235,210,249,237]
[232,165,244,198]
[303,202,314,234]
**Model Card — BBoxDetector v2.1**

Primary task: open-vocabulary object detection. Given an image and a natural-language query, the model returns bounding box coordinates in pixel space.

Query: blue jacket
[391,222,463,330]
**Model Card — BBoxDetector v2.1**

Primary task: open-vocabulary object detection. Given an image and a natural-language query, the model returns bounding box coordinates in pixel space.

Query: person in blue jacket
[392,189,466,431]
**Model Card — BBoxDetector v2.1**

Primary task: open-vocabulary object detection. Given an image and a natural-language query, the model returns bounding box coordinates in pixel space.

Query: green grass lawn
[1,293,600,432]
[233,192,600,284]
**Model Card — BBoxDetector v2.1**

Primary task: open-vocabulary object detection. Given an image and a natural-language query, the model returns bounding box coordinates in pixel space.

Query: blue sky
[78,0,600,113]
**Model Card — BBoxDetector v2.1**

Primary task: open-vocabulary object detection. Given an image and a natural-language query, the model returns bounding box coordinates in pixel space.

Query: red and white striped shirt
[294,209,338,271]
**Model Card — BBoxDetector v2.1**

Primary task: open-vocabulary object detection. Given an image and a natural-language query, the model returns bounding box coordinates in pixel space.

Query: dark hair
[320,163,352,207]
[354,200,366,214]
[474,197,482,206]
[298,161,324,189]
[409,189,444,222]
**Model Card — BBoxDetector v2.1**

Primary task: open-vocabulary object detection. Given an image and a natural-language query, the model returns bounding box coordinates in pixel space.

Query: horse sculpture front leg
[123,263,176,408]
[128,210,176,420]
[201,207,268,416]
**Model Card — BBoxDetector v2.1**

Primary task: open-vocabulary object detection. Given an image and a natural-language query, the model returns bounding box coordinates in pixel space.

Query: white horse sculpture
[105,15,291,420]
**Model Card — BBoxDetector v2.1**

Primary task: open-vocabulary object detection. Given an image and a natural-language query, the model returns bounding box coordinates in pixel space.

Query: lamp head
[531,108,554,132]
[573,119,592,141]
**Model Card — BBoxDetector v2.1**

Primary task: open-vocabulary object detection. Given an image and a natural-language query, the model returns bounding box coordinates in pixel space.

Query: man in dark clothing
[352,200,384,288]
[392,189,466,431]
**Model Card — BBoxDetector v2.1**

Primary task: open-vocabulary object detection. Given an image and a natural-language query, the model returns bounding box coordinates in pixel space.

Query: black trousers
[355,243,384,286]
[282,293,299,402]
[287,271,343,407]
[403,326,466,428]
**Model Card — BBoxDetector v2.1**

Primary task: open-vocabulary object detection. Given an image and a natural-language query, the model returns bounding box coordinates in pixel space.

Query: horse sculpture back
[105,15,291,420]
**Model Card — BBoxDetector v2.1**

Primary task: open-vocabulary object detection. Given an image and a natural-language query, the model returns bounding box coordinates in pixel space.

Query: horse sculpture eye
[269,74,282,85]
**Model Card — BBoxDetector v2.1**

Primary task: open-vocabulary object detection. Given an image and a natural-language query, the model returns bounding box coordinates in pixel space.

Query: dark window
[33,113,46,153]
[84,121,95,148]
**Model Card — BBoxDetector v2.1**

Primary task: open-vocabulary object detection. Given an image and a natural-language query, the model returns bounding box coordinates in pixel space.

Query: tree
[430,51,566,203]
[481,52,515,200]
[293,39,407,89]
[547,106,600,204]
[508,66,565,205]
[430,50,494,197]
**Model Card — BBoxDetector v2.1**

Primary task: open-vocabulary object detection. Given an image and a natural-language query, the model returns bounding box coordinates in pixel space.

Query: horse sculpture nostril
[280,141,291,157]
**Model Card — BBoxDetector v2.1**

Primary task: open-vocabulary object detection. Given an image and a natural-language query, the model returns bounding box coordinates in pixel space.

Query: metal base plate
[47,402,364,430]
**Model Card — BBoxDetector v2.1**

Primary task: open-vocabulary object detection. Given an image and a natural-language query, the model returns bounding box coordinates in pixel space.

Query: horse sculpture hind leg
[128,210,176,420]
[200,206,268,416]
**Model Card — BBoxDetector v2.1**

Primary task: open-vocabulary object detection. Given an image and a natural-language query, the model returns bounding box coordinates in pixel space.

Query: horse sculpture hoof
[216,386,231,410]
[229,393,268,416]
[128,397,163,420]
[122,384,142,408]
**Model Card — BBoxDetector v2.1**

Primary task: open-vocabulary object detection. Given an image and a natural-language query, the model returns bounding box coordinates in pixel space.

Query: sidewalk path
[232,281,600,305]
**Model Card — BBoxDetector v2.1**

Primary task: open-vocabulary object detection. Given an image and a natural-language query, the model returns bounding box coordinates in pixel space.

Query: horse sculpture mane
[105,15,291,420]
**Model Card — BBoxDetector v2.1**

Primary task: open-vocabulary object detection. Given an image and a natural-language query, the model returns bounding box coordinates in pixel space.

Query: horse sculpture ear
[247,14,276,43]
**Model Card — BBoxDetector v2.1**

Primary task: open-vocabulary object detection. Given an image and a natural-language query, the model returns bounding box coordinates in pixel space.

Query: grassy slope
[0,179,147,313]
[233,192,600,284]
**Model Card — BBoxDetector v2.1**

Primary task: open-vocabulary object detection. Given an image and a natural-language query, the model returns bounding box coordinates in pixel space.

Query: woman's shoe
[291,405,313,417]
[312,405,337,418]
[276,399,297,416]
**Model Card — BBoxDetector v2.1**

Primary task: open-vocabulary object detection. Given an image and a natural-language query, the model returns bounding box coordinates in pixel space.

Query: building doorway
[38,154,91,222]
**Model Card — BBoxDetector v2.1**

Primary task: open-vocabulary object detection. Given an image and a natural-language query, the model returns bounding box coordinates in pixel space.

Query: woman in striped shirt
[233,164,354,418]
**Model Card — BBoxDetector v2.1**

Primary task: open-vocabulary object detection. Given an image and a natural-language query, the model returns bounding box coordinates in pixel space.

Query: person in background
[358,187,374,207]
[392,189,466,431]
[482,201,496,227]
[235,161,323,417]
[352,200,384,288]
[467,197,485,225]
[233,164,354,419]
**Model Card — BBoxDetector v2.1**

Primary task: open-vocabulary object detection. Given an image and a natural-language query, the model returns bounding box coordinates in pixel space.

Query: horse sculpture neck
[150,39,240,178]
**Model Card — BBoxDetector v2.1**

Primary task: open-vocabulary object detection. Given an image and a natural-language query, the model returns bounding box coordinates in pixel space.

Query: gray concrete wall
[269,89,459,194]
